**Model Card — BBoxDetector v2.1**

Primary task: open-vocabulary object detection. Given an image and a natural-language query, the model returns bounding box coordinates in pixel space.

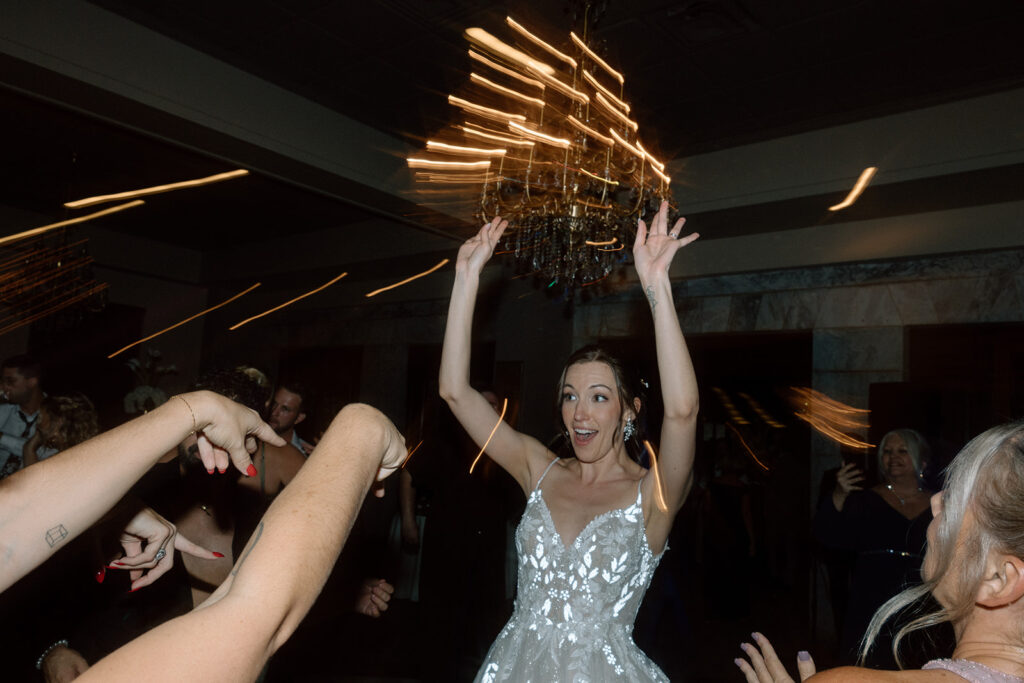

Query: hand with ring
[110,506,222,591]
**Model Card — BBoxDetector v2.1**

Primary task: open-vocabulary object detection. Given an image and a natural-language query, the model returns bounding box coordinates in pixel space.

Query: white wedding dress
[475,459,669,682]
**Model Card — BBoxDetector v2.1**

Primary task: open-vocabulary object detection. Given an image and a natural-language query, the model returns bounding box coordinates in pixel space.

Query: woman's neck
[953,621,1024,677]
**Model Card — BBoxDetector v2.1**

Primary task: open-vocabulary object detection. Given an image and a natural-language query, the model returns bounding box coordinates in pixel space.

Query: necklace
[886,483,922,506]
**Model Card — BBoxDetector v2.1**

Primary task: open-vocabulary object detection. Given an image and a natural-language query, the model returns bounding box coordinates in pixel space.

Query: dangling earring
[623,419,636,441]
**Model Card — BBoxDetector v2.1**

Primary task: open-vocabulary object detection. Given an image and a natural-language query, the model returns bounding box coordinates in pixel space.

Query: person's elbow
[664,397,699,423]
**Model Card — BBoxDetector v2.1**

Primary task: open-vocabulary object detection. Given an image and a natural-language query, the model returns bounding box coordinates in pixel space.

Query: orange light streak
[598,244,625,252]
[788,387,873,448]
[0,200,144,248]
[642,440,669,513]
[584,237,617,246]
[726,423,769,471]
[595,93,639,131]
[635,142,665,171]
[576,198,613,210]
[460,123,535,147]
[608,128,645,161]
[365,258,449,298]
[468,50,545,90]
[448,94,528,124]
[470,398,508,474]
[506,17,577,68]
[829,167,877,211]
[570,32,624,85]
[401,440,423,469]
[64,169,248,209]
[408,158,492,170]
[417,172,496,184]
[108,283,261,358]
[650,164,672,186]
[526,65,589,103]
[508,121,571,149]
[464,28,556,76]
[448,95,527,124]
[567,115,615,147]
[426,140,507,156]
[582,72,630,113]
[229,273,347,330]
[470,73,546,107]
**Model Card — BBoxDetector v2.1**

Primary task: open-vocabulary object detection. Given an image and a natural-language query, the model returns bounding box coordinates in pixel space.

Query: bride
[439,200,700,681]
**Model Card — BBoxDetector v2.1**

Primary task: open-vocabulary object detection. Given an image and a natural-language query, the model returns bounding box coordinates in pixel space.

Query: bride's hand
[456,216,508,276]
[634,200,698,283]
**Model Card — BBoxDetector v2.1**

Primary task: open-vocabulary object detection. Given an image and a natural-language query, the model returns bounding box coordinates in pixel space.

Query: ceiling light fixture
[408,7,672,288]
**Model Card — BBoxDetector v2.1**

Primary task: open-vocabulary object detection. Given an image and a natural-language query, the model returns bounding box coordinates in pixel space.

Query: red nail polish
[212,552,224,558]
[217,467,227,474]
[95,568,106,584]
[246,464,257,477]
[112,561,125,566]
[129,586,140,593]
[207,468,214,474]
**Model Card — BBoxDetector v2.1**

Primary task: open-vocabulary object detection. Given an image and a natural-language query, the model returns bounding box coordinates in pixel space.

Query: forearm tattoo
[45,524,69,548]
[645,285,658,317]
[231,521,263,576]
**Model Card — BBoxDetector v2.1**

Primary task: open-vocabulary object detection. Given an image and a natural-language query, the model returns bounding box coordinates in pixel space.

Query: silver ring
[669,233,679,239]
[154,548,167,562]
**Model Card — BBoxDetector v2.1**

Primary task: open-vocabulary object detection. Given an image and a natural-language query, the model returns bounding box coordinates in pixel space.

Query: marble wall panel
[728,293,763,331]
[813,327,903,372]
[816,285,902,328]
[755,290,821,331]
[927,275,1024,324]
[888,281,939,326]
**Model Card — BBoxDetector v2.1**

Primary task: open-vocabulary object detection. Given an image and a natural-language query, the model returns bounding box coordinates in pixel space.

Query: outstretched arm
[439,217,550,491]
[79,403,407,683]
[0,391,282,593]
[634,201,700,527]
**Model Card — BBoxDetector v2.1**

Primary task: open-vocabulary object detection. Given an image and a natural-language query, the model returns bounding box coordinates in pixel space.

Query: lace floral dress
[475,460,668,682]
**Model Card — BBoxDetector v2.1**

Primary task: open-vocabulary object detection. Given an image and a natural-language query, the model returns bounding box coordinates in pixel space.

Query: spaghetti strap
[635,477,643,505]
[534,458,559,491]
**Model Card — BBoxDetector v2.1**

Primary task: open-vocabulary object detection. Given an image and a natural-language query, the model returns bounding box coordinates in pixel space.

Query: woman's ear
[977,554,1024,608]
[632,397,641,417]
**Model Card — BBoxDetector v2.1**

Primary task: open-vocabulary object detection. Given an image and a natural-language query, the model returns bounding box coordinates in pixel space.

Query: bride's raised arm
[634,201,700,523]
[438,217,551,492]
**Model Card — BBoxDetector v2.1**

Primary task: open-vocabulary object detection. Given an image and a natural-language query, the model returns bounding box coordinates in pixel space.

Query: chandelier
[408,10,672,289]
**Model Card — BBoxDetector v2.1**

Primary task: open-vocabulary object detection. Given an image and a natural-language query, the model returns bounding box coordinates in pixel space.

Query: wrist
[36,640,69,670]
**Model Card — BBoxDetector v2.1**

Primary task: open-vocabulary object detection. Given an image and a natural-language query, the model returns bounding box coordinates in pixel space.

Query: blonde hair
[876,429,930,483]
[860,421,1024,667]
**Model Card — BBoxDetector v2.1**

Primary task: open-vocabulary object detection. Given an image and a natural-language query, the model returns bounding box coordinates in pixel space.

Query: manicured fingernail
[207,468,214,474]
[212,552,224,558]
[246,464,257,477]
[751,632,761,641]
[798,651,811,661]
[217,467,227,474]
[95,567,106,584]
[734,658,744,667]
[740,643,750,652]
[112,561,125,566]
[129,586,140,593]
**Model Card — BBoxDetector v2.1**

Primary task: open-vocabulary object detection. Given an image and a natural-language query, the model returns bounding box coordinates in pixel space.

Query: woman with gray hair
[814,429,935,665]
[740,421,1024,681]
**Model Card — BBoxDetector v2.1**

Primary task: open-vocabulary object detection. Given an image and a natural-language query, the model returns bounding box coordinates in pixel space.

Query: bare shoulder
[266,442,305,485]
[524,446,562,491]
[810,667,962,682]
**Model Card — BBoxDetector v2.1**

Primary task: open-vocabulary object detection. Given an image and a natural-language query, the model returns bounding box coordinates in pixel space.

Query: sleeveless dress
[475,459,669,682]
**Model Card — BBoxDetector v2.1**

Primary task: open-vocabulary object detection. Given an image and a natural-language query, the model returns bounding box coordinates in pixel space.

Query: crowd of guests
[1,202,1022,683]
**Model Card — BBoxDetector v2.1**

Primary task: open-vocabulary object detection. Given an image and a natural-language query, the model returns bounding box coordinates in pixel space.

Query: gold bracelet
[174,394,197,435]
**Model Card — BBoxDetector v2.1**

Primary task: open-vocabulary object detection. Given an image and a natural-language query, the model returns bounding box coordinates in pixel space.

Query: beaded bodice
[514,484,662,631]
[476,460,669,682]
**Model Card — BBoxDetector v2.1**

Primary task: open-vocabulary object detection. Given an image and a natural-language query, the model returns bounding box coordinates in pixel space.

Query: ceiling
[2,0,1024,257]
[87,0,1024,157]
